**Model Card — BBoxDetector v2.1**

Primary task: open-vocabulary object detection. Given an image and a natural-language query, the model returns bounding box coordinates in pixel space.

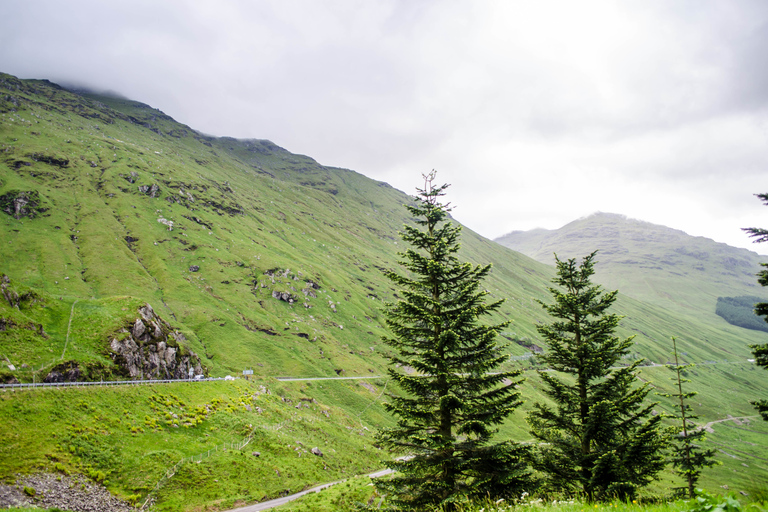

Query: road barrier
[0,377,226,390]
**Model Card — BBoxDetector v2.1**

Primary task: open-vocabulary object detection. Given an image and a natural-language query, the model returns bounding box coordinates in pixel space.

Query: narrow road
[226,468,393,512]
[276,375,383,382]
[699,415,758,431]
[223,415,764,511]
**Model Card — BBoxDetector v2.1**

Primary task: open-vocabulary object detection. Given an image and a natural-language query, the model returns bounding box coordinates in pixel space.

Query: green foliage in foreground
[281,475,768,512]
[448,489,766,512]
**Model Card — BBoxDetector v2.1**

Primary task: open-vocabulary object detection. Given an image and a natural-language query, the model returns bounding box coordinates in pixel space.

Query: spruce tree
[527,252,666,501]
[661,336,718,498]
[375,172,530,510]
[742,192,768,421]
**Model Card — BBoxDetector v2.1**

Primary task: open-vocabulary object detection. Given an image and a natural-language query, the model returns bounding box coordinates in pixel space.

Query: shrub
[689,489,743,512]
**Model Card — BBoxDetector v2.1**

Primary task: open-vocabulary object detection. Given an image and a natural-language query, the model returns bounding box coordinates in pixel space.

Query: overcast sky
[2,0,768,254]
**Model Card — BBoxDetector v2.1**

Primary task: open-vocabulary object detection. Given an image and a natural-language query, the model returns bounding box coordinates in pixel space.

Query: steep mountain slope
[0,72,557,383]
[2,74,766,381]
[495,212,768,329]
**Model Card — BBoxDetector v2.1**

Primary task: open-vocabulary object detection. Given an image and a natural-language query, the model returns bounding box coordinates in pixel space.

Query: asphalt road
[225,468,394,512]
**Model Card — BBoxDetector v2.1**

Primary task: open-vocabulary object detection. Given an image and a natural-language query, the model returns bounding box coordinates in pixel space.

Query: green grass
[0,378,394,511]
[276,475,381,511]
[275,479,768,512]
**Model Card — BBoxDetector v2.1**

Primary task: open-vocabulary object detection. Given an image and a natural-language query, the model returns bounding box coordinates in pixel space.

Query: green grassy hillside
[2,73,768,509]
[495,213,768,354]
[495,212,767,313]
[1,72,559,383]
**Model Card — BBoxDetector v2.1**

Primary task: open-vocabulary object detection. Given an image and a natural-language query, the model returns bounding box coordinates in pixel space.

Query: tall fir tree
[527,252,666,501]
[660,336,719,498]
[742,192,768,421]
[375,172,531,510]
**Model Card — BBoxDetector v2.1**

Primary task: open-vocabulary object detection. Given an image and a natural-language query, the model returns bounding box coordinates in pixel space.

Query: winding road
[226,468,393,512]
[223,414,763,512]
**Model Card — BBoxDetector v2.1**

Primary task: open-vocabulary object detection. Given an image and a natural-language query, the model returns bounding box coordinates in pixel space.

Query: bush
[689,489,743,512]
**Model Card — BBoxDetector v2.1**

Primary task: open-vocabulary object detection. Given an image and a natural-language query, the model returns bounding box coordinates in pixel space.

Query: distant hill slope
[495,212,768,324]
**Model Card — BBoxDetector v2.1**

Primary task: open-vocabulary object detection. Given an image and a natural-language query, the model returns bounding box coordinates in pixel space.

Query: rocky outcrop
[0,190,46,219]
[43,361,83,383]
[0,473,134,512]
[1,274,19,308]
[109,303,204,380]
[29,153,69,167]
[138,183,160,197]
[271,290,297,303]
[42,360,114,383]
[1,275,46,336]
[157,217,174,230]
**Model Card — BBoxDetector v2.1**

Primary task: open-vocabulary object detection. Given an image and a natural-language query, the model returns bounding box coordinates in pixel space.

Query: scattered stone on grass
[0,473,135,512]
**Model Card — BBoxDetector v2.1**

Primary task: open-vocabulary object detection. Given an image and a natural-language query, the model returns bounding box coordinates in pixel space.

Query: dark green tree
[742,192,768,421]
[660,336,719,498]
[375,172,531,510]
[527,252,666,501]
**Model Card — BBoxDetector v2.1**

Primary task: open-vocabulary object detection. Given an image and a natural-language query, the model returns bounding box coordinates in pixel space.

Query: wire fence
[0,377,228,390]
[140,421,286,511]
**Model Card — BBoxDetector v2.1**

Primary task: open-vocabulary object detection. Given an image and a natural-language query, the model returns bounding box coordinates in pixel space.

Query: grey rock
[0,473,133,512]
[1,274,20,308]
[272,290,296,303]
[0,190,45,220]
[189,265,200,272]
[43,361,81,383]
[132,319,145,339]
[109,303,205,380]
[138,183,160,197]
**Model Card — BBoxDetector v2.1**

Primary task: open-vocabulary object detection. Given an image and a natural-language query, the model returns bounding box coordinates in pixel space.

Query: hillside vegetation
[495,212,767,314]
[715,296,768,333]
[2,73,768,509]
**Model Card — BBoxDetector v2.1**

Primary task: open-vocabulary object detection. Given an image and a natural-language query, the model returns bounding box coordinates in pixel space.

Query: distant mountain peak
[495,212,765,315]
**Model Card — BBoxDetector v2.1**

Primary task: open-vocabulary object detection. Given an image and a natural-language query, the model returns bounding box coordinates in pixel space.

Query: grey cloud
[2,0,768,253]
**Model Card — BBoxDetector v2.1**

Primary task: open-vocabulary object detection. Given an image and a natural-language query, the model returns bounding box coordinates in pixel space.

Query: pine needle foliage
[742,192,768,421]
[660,336,719,499]
[375,172,531,511]
[527,252,666,501]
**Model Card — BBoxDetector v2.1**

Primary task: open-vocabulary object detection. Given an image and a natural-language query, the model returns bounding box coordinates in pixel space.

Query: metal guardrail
[0,377,227,390]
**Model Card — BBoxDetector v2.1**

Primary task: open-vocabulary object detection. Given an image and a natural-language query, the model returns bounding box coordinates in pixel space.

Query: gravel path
[0,473,134,512]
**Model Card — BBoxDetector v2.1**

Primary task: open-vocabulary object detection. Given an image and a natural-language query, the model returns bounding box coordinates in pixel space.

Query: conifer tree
[528,252,666,501]
[742,192,768,421]
[661,336,718,498]
[375,172,530,510]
